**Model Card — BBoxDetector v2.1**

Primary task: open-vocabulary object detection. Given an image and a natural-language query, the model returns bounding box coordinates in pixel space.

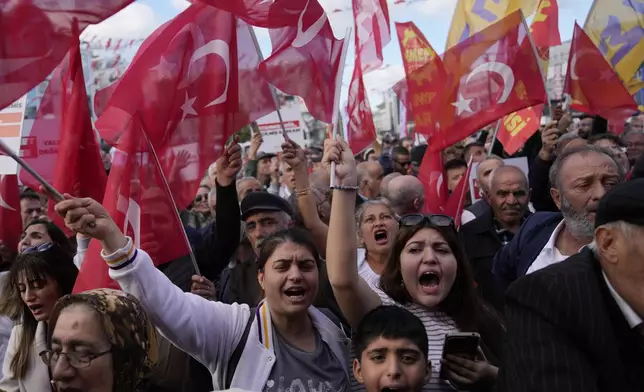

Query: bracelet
[295,187,312,197]
[331,185,358,191]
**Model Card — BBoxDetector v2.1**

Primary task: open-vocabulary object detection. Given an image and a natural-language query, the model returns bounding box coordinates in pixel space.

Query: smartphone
[442,332,480,361]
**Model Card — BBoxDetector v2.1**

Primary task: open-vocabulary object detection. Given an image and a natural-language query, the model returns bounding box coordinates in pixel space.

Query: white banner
[469,157,529,202]
[256,97,307,154]
[0,96,28,174]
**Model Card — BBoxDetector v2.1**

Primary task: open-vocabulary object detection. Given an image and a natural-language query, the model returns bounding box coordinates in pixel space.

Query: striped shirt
[350,289,459,392]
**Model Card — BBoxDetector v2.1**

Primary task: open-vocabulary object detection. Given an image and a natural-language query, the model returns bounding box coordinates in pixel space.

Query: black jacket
[498,248,644,392]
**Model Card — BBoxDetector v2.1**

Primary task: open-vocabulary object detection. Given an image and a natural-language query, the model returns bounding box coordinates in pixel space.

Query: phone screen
[442,334,480,360]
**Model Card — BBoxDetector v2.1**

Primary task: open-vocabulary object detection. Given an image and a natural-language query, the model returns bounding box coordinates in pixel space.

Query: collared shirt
[526,220,569,274]
[603,271,643,328]
[492,217,525,246]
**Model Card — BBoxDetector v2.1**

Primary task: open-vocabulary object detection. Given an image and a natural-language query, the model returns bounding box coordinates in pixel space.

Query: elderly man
[236,177,263,202]
[493,145,624,293]
[379,172,402,199]
[461,166,531,312]
[622,128,644,166]
[498,179,644,392]
[356,161,384,200]
[461,155,505,224]
[388,175,424,216]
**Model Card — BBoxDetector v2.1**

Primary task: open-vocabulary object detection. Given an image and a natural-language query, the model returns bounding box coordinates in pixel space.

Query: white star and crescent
[452,61,515,116]
[570,49,595,81]
[291,0,327,48]
[180,93,197,122]
[150,56,177,80]
[178,39,231,108]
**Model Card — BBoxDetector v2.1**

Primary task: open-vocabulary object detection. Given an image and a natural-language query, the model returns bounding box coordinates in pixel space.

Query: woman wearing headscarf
[44,288,157,392]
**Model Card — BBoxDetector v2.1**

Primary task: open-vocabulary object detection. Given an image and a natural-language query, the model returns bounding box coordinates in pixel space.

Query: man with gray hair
[499,179,644,391]
[621,126,644,166]
[379,172,402,200]
[493,145,625,293]
[387,175,425,216]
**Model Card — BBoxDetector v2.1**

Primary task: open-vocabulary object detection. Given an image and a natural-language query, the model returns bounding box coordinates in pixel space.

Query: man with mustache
[460,165,532,312]
[493,145,625,293]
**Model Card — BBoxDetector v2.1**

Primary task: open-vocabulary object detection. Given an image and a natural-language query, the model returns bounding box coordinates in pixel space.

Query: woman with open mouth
[53,193,352,392]
[324,137,505,392]
[0,243,78,391]
[355,199,398,291]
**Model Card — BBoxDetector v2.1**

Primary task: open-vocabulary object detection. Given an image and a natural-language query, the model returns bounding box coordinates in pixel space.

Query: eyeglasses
[40,349,111,369]
[399,214,454,228]
[21,242,54,255]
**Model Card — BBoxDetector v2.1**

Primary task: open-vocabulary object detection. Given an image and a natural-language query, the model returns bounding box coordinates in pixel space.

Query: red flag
[353,0,391,73]
[0,175,22,252]
[73,118,192,293]
[564,24,638,133]
[195,0,323,28]
[442,160,473,228]
[346,61,377,154]
[0,0,133,110]
[418,149,448,214]
[96,4,275,209]
[498,0,560,154]
[392,78,413,121]
[259,2,347,123]
[19,30,107,234]
[94,82,120,119]
[395,22,447,138]
[415,11,547,152]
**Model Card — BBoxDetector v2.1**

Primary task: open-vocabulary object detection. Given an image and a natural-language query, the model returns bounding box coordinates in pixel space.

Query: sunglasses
[194,194,207,203]
[21,242,54,255]
[399,214,454,228]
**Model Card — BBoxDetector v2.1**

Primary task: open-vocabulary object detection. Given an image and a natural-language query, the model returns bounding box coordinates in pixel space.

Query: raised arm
[323,136,381,328]
[282,136,328,256]
[54,197,249,371]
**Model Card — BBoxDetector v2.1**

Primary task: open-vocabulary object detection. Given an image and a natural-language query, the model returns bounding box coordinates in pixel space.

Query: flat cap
[240,191,293,221]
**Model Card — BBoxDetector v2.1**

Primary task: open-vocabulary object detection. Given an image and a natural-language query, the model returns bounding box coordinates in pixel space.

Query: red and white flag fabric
[96,3,275,209]
[259,0,347,123]
[19,29,107,234]
[352,0,391,73]
[194,0,319,28]
[411,11,547,152]
[418,150,448,214]
[73,118,192,293]
[497,0,561,155]
[564,23,638,133]
[0,0,133,111]
[0,175,22,253]
[346,60,377,154]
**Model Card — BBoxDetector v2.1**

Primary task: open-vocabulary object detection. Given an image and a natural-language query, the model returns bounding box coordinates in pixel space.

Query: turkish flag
[395,21,447,138]
[73,117,192,293]
[412,11,547,152]
[94,82,120,119]
[353,0,391,73]
[498,0,560,155]
[564,24,638,133]
[442,161,473,228]
[194,0,321,28]
[20,29,107,235]
[0,0,133,111]
[259,1,347,123]
[96,3,275,209]
[346,59,377,154]
[418,149,448,214]
[0,175,22,253]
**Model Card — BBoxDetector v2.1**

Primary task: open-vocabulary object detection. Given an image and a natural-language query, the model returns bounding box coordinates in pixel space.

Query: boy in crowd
[352,306,430,392]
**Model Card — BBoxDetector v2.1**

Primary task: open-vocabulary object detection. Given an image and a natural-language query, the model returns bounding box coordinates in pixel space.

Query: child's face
[354,337,429,392]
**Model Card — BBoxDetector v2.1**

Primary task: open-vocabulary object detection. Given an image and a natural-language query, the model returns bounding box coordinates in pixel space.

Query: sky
[83,0,595,107]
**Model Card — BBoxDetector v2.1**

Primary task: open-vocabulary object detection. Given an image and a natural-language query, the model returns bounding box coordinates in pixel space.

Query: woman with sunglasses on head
[0,244,78,391]
[324,137,505,391]
[53,196,351,391]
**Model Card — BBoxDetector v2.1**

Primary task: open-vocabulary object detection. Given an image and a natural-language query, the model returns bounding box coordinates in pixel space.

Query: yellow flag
[445,0,538,49]
[584,0,644,95]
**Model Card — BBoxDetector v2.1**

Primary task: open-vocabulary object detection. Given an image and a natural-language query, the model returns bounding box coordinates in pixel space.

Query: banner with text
[256,96,307,153]
[0,97,28,174]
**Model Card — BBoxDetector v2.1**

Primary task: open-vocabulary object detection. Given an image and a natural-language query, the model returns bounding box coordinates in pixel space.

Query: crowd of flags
[0,0,641,292]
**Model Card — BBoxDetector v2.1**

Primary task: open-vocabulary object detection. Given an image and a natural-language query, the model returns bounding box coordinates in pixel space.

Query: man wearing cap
[223,192,342,319]
[498,179,644,392]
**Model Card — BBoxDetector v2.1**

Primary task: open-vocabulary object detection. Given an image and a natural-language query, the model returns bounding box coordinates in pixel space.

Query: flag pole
[138,119,201,277]
[455,155,474,231]
[247,24,290,138]
[330,27,352,187]
[0,139,65,202]
[487,119,503,157]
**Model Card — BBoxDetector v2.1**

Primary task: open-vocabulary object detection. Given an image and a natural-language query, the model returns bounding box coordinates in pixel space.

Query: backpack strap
[225,307,256,389]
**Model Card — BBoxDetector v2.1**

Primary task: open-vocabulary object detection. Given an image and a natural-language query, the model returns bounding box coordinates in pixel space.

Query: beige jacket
[0,322,50,392]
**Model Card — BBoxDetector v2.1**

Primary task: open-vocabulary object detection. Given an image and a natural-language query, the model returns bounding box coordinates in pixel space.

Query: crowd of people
[0,111,643,392]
